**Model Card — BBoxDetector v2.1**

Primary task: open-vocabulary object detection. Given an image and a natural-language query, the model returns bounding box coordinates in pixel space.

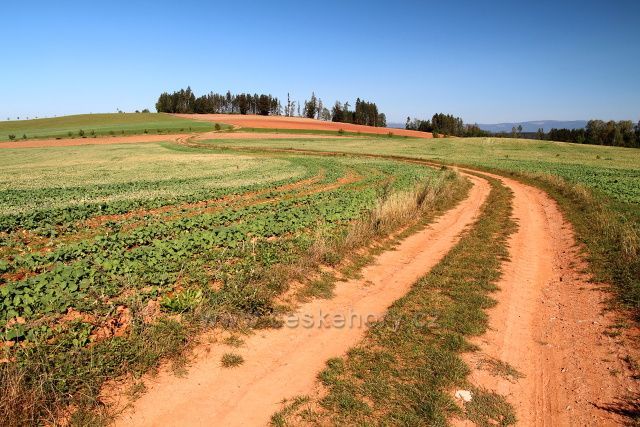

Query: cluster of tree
[545,120,640,148]
[155,89,387,128]
[156,87,281,115]
[331,98,386,127]
[406,113,480,137]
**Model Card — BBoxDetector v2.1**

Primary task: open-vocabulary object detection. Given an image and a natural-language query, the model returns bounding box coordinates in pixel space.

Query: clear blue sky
[1,0,639,123]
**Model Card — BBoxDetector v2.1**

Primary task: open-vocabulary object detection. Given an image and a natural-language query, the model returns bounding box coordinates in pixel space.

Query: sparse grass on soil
[0,140,468,425]
[221,353,244,368]
[273,176,518,425]
[0,113,226,142]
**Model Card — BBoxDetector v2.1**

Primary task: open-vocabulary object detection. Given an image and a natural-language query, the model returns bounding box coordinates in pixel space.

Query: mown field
[0,113,220,141]
[0,140,468,424]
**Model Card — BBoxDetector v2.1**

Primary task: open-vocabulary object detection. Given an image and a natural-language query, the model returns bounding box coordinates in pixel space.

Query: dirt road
[113,175,490,427]
[459,172,638,426]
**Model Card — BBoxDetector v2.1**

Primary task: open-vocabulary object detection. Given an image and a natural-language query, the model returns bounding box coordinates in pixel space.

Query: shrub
[78,130,85,137]
[22,134,27,140]
[338,129,345,135]
[8,134,16,140]
[387,132,394,137]
[214,123,221,131]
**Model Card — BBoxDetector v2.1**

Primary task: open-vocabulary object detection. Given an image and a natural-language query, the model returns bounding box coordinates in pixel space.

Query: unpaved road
[112,174,490,427]
[173,113,433,138]
[459,172,638,426]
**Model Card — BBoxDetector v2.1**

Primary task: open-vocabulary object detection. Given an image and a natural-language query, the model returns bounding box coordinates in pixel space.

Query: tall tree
[304,92,318,119]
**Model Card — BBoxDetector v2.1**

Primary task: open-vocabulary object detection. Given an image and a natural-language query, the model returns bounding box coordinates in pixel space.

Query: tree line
[155,88,387,127]
[544,120,640,148]
[156,87,281,115]
[405,113,487,137]
[406,112,640,147]
[331,98,386,127]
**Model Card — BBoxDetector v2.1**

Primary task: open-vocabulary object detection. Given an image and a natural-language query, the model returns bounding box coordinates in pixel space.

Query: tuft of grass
[464,387,517,427]
[476,355,524,382]
[271,395,311,427]
[223,335,244,348]
[221,353,244,368]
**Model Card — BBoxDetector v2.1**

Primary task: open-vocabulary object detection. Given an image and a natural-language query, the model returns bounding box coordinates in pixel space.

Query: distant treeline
[156,87,387,127]
[156,87,281,115]
[407,113,640,147]
[406,113,488,137]
[331,99,386,127]
[544,120,640,148]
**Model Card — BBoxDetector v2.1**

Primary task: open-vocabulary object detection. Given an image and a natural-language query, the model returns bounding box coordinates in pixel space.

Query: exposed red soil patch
[174,113,433,138]
[111,174,489,426]
[90,306,131,342]
[194,131,358,140]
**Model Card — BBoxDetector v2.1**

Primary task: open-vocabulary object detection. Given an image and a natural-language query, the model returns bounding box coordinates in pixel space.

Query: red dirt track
[173,113,433,138]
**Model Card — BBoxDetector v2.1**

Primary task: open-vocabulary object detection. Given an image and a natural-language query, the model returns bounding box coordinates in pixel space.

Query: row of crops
[0,148,444,362]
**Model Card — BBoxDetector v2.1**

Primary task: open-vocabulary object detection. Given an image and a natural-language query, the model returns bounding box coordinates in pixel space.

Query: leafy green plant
[161,289,203,313]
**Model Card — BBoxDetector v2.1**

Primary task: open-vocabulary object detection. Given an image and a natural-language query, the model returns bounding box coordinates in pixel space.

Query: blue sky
[1,0,639,123]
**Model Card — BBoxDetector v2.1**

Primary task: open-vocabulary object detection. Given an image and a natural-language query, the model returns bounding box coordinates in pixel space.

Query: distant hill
[477,120,587,133]
[387,122,406,129]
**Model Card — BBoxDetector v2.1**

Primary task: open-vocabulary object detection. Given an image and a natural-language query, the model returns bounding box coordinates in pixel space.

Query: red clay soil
[456,171,640,426]
[173,113,433,138]
[111,175,489,427]
[194,131,357,140]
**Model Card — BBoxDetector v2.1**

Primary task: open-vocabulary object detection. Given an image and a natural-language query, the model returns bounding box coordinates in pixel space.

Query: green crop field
[0,139,469,424]
[200,136,640,205]
[0,113,223,141]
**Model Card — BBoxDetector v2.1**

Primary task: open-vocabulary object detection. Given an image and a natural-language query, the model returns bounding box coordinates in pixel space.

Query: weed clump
[221,353,244,368]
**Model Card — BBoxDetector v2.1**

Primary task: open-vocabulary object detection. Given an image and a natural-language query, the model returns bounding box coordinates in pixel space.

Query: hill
[478,120,587,133]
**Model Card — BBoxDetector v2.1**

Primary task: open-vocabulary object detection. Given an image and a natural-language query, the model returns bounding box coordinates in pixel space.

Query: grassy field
[0,140,468,425]
[0,113,222,141]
